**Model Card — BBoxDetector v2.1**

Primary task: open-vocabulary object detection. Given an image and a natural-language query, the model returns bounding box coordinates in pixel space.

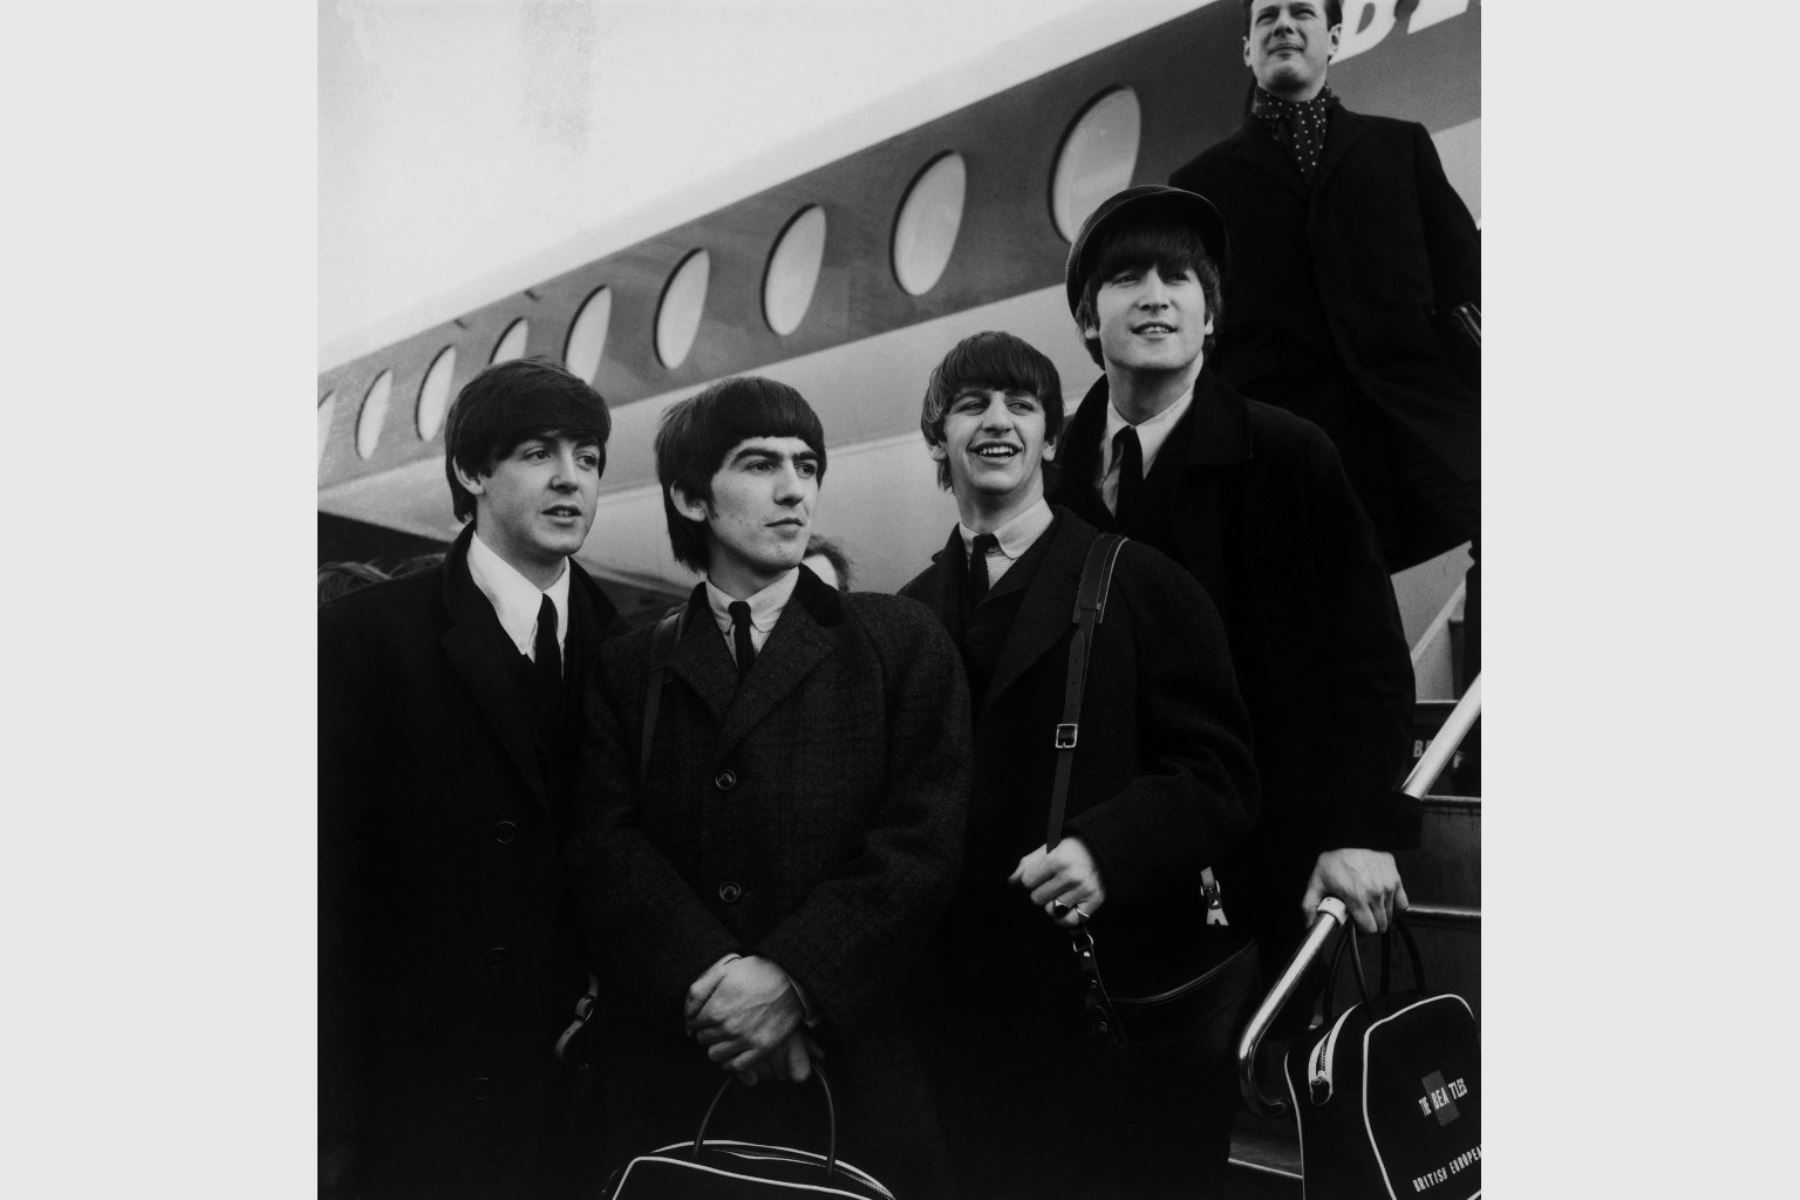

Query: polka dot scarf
[1252,85,1338,182]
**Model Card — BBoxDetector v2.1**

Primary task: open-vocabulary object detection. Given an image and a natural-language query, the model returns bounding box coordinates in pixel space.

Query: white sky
[318,0,1208,367]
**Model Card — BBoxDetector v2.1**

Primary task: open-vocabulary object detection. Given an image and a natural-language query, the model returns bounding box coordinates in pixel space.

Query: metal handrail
[1235,674,1481,1117]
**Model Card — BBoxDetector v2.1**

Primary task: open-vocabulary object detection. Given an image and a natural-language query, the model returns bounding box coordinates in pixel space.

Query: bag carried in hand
[1052,533,1261,1061]
[602,1066,894,1200]
[1283,918,1481,1200]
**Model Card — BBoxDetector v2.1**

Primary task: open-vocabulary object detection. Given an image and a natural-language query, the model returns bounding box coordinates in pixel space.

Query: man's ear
[1043,434,1058,463]
[1242,36,1253,69]
[669,481,710,523]
[453,460,488,498]
[1326,23,1340,59]
[926,440,948,464]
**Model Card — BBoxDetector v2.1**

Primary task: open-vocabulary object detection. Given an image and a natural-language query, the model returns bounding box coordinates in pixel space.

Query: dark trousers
[925,1015,1237,1199]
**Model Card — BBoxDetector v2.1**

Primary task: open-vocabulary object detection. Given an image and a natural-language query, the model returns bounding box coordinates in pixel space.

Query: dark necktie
[534,593,561,704]
[729,600,755,681]
[1112,426,1143,523]
[967,533,1000,605]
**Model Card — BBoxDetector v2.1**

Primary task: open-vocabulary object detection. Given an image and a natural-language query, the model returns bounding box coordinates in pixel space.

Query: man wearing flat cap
[1049,185,1419,1001]
[1171,0,1482,672]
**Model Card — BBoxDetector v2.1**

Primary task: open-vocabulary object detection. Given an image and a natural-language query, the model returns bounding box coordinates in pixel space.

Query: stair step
[1227,1110,1303,1199]
[1396,796,1480,908]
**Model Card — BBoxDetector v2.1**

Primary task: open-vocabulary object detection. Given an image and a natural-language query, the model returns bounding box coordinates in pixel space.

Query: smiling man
[1170,0,1482,666]
[900,331,1257,1197]
[567,376,970,1195]
[1050,184,1419,1001]
[319,357,626,1200]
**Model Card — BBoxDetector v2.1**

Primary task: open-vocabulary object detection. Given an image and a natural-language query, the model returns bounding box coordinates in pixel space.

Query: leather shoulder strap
[1046,533,1128,847]
[639,606,686,785]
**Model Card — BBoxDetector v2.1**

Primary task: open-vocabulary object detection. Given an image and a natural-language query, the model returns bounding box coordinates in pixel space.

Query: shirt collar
[465,528,570,658]
[704,568,800,636]
[958,497,1054,564]
[1102,383,1196,479]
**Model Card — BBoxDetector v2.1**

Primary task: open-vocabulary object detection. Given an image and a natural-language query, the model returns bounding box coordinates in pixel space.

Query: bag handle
[691,1065,840,1178]
[1322,915,1429,1022]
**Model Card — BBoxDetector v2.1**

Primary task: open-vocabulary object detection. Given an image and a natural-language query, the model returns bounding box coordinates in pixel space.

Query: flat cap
[1063,185,1230,315]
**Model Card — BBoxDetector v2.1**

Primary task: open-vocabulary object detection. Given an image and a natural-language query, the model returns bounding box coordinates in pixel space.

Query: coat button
[718,881,743,904]
[713,769,737,791]
[486,946,509,970]
[492,821,517,844]
[472,1077,493,1101]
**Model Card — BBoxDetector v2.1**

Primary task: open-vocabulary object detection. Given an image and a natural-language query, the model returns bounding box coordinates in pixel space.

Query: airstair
[1224,590,1481,1199]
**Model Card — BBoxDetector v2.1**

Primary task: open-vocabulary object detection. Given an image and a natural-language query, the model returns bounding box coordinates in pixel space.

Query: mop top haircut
[1072,218,1225,368]
[655,376,829,573]
[443,357,612,523]
[919,331,1065,490]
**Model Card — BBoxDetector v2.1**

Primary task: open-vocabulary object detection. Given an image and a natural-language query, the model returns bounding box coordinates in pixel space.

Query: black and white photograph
[314,3,1480,1195]
[11,2,1796,1197]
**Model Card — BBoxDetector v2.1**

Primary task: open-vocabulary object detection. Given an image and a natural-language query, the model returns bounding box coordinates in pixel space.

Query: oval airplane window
[656,250,710,368]
[317,391,337,468]
[491,318,530,364]
[892,152,966,297]
[416,345,457,441]
[1051,88,1141,242]
[564,286,612,384]
[356,371,393,460]
[763,206,827,336]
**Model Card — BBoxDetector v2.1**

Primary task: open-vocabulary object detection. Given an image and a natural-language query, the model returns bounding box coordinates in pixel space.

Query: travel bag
[1282,918,1481,1199]
[602,1067,894,1200]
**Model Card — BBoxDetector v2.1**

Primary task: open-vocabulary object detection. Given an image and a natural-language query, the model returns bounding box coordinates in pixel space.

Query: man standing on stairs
[319,358,627,1199]
[566,376,970,1196]
[1169,0,1482,676]
[1049,184,1418,974]
[900,330,1258,1197]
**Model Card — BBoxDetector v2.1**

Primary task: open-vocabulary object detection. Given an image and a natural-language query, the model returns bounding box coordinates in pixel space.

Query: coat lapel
[666,585,740,731]
[1230,119,1305,198]
[1311,105,1364,195]
[715,571,840,755]
[438,528,550,810]
[980,515,1090,718]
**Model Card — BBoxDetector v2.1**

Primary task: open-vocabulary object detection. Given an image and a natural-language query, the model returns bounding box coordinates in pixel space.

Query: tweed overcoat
[1171,107,1480,568]
[566,568,970,1192]
[898,508,1257,1017]
[318,524,624,1199]
[1049,372,1418,951]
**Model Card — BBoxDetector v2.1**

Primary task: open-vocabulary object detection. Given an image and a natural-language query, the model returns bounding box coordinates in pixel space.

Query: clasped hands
[684,954,822,1086]
[1010,837,1106,929]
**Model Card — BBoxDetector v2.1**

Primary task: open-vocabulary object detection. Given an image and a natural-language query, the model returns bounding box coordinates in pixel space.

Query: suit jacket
[566,569,970,1192]
[1171,107,1480,568]
[1049,372,1418,949]
[318,524,624,1200]
[899,509,1257,1023]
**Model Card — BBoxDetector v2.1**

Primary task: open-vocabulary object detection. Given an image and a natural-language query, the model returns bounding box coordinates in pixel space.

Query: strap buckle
[1054,723,1078,750]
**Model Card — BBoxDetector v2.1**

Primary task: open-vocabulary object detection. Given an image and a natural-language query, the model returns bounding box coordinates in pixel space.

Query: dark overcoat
[1049,372,1419,951]
[318,524,623,1200]
[898,508,1257,1017]
[566,569,970,1195]
[1170,108,1481,568]
[899,509,1257,1198]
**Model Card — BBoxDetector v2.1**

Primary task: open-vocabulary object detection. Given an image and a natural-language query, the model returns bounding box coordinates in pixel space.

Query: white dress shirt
[1096,385,1195,515]
[466,529,570,661]
[704,569,800,667]
[958,497,1055,589]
